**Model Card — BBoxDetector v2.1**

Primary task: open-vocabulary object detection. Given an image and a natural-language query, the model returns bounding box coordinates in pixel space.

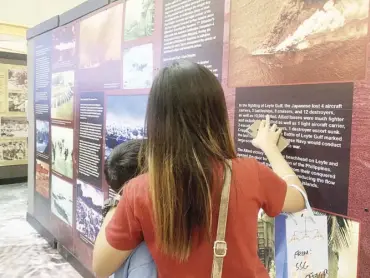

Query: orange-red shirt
[106,158,287,278]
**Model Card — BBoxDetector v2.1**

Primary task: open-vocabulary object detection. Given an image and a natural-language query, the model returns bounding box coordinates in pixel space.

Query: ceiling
[0,0,87,27]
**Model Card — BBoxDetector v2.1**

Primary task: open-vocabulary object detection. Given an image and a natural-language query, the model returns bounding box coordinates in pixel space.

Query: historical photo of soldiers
[1,116,28,137]
[0,140,27,161]
[7,67,27,112]
[51,125,73,179]
[51,71,74,121]
[76,180,104,244]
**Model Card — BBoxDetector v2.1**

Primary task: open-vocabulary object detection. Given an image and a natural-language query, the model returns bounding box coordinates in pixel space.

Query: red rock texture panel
[349,81,370,278]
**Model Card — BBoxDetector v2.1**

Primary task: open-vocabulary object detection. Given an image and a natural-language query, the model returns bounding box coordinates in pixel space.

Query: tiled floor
[0,182,82,278]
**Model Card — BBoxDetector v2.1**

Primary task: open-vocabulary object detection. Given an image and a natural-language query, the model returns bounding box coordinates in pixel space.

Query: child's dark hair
[104,139,146,193]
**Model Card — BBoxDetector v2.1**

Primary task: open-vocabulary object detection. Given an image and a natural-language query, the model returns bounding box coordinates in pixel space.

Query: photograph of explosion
[7,67,27,112]
[123,44,154,89]
[51,174,73,226]
[36,120,49,154]
[79,4,123,69]
[0,116,27,138]
[51,125,73,179]
[105,95,147,159]
[76,180,104,245]
[258,210,360,278]
[35,159,50,199]
[124,0,155,41]
[51,71,74,121]
[229,0,369,87]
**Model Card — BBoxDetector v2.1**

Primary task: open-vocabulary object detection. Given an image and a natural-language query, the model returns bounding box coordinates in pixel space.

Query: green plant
[315,212,351,277]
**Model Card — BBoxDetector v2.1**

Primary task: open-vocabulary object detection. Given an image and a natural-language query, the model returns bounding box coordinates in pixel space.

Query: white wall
[0,0,87,27]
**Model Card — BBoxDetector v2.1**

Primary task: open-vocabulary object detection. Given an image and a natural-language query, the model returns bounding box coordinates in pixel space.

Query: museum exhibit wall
[26,0,369,277]
[0,23,28,180]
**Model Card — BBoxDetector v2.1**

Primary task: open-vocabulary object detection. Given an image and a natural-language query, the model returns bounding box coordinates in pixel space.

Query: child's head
[104,139,146,193]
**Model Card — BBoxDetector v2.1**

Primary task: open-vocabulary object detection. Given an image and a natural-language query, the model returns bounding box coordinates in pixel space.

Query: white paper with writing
[285,215,329,278]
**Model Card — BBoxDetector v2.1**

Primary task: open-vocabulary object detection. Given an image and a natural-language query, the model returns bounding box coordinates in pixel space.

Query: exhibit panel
[27,0,369,277]
[0,63,28,166]
[0,23,28,180]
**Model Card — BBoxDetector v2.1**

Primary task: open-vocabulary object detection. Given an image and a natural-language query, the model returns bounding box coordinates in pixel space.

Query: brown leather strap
[211,160,232,278]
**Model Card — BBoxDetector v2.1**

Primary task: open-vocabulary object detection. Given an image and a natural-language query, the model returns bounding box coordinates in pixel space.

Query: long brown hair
[143,60,236,260]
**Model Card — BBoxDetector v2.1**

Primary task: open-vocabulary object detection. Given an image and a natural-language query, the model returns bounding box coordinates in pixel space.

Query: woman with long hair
[93,60,306,277]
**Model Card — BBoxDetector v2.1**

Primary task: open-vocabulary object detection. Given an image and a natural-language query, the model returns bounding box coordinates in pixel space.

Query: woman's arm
[263,145,306,212]
[93,208,133,277]
[93,182,143,277]
[253,115,306,213]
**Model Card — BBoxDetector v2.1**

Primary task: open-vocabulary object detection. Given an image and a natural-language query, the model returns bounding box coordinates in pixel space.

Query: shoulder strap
[211,160,232,278]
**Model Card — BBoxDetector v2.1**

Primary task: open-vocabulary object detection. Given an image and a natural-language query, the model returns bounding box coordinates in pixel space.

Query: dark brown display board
[29,0,370,277]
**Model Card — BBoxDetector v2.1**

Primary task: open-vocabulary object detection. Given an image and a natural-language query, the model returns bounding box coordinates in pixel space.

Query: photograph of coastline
[229,0,369,87]
[51,174,73,226]
[79,4,123,69]
[51,71,74,121]
[105,95,147,159]
[123,44,154,89]
[124,0,155,41]
[76,180,104,244]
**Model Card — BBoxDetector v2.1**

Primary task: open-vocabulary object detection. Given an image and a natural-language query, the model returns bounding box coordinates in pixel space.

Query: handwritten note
[285,215,329,278]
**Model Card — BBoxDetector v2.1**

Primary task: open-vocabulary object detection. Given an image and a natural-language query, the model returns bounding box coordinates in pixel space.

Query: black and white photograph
[36,120,49,154]
[8,93,27,113]
[124,0,155,41]
[313,212,360,278]
[0,139,27,161]
[51,125,73,179]
[76,180,104,244]
[0,117,28,137]
[51,71,74,121]
[51,174,73,226]
[7,67,27,112]
[105,95,147,159]
[123,44,154,89]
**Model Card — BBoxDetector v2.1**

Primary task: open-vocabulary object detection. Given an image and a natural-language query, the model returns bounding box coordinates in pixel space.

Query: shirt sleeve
[105,184,143,251]
[256,161,287,217]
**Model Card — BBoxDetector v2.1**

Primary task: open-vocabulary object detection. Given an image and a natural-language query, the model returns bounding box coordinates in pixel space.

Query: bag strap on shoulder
[211,160,232,278]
